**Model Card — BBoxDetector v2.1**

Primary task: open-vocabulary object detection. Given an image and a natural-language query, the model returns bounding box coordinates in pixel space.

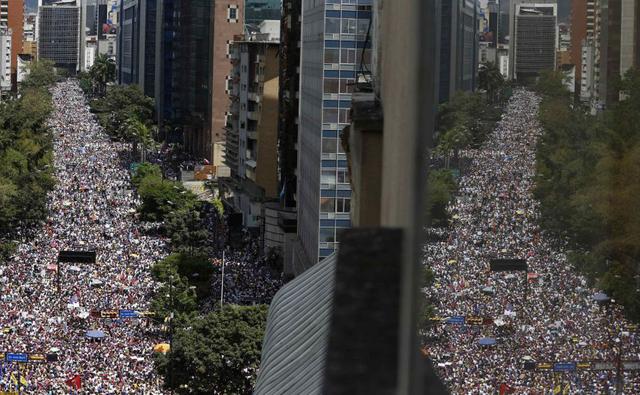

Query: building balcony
[247,131,258,140]
[247,111,260,121]
[248,91,261,102]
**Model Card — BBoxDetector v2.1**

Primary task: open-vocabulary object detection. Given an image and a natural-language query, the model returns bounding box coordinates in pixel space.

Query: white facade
[85,44,96,69]
[499,53,509,78]
[258,20,280,41]
[0,28,11,92]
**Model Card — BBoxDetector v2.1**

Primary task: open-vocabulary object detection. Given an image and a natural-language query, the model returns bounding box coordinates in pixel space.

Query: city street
[0,81,168,393]
[424,90,640,394]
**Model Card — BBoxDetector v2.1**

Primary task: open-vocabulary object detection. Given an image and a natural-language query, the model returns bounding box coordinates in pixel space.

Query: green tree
[478,62,505,103]
[131,163,162,188]
[20,60,57,91]
[165,208,213,256]
[124,116,156,162]
[90,85,155,140]
[424,169,457,227]
[152,252,214,301]
[155,305,269,395]
[137,175,198,222]
[89,54,116,96]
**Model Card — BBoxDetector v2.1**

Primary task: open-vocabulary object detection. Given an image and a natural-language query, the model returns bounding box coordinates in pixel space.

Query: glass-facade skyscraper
[296,0,372,270]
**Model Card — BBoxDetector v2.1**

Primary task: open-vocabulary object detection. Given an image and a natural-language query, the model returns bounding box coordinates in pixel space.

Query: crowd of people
[0,81,169,393]
[423,90,640,394]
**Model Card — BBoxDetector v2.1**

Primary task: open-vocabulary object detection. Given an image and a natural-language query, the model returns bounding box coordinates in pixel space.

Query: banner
[553,362,576,372]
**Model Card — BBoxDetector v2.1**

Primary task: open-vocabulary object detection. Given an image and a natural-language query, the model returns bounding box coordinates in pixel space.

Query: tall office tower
[156,0,244,164]
[117,0,156,97]
[439,0,479,103]
[224,22,280,227]
[38,3,80,71]
[245,0,280,29]
[296,0,372,271]
[0,27,11,91]
[570,0,588,91]
[499,0,511,44]
[487,0,498,47]
[0,0,23,90]
[510,1,557,81]
[277,0,301,209]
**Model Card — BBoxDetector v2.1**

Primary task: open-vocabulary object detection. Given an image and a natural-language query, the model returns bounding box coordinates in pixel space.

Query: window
[341,49,357,64]
[340,79,355,94]
[322,138,337,154]
[337,138,346,153]
[320,228,335,243]
[228,5,238,23]
[341,19,357,34]
[325,49,340,63]
[337,169,349,184]
[323,109,339,124]
[357,19,370,36]
[339,109,350,124]
[324,78,339,93]
[320,197,335,212]
[326,18,340,34]
[321,170,337,184]
[336,198,351,213]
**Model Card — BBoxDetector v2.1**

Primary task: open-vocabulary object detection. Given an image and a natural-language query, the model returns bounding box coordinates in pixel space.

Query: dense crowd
[0,81,168,393]
[424,90,640,394]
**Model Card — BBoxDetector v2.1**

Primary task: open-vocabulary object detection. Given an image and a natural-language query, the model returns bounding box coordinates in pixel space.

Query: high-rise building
[0,0,23,90]
[510,1,557,81]
[0,27,11,92]
[155,0,244,164]
[499,0,511,44]
[37,4,80,71]
[439,0,479,103]
[117,0,156,96]
[277,0,300,210]
[245,0,280,28]
[223,21,280,228]
[296,0,372,271]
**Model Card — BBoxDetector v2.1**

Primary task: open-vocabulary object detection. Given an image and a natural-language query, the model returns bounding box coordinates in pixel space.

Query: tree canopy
[155,305,269,395]
[0,61,56,260]
[535,68,640,321]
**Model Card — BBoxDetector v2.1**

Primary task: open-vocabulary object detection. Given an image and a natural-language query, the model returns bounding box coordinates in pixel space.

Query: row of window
[323,108,351,124]
[324,78,355,94]
[326,17,370,36]
[321,168,350,184]
[324,48,371,65]
[320,197,352,215]
[322,137,346,155]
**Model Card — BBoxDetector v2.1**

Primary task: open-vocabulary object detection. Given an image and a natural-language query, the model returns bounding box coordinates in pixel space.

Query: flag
[65,375,81,390]
[499,383,513,395]
[553,384,562,394]
[562,383,571,395]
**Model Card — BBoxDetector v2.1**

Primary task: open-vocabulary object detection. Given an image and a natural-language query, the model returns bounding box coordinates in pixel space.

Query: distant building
[223,22,280,229]
[510,1,557,81]
[1,0,23,90]
[38,4,80,71]
[155,0,245,165]
[439,0,480,102]
[296,0,372,271]
[277,0,301,210]
[244,0,281,28]
[0,27,11,92]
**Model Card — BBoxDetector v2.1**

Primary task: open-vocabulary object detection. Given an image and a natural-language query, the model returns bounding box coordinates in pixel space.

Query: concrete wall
[255,45,280,199]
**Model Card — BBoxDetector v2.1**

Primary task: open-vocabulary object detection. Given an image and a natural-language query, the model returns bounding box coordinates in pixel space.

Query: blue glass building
[296,0,372,271]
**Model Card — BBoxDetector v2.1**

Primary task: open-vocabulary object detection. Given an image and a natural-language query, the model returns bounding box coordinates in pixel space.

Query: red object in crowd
[499,383,513,395]
[65,374,82,390]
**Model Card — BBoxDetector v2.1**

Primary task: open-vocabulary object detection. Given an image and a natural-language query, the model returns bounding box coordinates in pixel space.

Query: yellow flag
[563,383,571,395]
[553,384,562,394]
